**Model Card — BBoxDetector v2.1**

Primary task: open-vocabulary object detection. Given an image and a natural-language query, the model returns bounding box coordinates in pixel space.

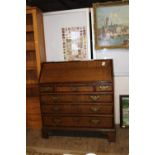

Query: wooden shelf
[26,61,36,70]
[26,114,42,129]
[26,65,36,70]
[26,25,33,32]
[26,85,39,97]
[26,97,41,114]
[26,41,35,51]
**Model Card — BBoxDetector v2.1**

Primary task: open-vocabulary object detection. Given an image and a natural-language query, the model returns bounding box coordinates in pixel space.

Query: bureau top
[39,60,113,83]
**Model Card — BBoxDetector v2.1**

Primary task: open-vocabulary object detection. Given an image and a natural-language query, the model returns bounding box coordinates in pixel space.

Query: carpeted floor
[26,146,86,155]
[26,125,128,155]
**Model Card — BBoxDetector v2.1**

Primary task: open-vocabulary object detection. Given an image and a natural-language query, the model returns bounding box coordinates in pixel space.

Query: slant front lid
[39,60,113,83]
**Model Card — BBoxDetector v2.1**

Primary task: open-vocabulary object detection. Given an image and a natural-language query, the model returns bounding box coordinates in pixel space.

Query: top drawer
[40,82,113,93]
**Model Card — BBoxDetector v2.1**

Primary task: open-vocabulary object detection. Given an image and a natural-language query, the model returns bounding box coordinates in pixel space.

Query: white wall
[114,76,129,124]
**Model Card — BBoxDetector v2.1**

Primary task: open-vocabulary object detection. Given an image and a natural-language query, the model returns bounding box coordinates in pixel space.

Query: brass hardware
[53,118,61,124]
[90,95,100,101]
[90,106,99,112]
[99,85,109,90]
[90,119,100,125]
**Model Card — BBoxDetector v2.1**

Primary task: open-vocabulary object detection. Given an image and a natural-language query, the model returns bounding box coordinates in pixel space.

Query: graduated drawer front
[41,94,113,103]
[41,104,113,114]
[43,116,113,128]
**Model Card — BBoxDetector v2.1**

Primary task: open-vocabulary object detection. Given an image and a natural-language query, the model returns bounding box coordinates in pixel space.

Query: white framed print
[43,8,91,61]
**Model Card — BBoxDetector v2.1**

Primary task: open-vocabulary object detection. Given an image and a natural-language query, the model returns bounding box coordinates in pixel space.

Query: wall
[114,76,129,124]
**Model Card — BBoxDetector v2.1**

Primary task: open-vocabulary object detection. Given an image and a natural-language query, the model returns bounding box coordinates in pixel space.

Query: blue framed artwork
[93,1,129,49]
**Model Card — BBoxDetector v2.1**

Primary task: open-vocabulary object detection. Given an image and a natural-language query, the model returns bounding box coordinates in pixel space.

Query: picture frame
[62,26,88,61]
[43,8,91,61]
[93,1,129,49]
[120,95,129,128]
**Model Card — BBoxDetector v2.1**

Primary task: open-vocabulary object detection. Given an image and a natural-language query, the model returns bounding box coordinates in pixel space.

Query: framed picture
[43,8,91,61]
[93,1,129,49]
[120,95,129,128]
[62,26,87,60]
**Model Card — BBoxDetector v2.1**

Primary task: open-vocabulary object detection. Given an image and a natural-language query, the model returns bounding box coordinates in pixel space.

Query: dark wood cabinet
[39,60,116,142]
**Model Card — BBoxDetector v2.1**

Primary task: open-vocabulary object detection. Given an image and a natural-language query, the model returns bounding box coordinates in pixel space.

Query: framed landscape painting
[93,1,129,49]
[120,95,129,128]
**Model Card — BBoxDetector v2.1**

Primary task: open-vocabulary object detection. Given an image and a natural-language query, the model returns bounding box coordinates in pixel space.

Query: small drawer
[43,116,113,128]
[96,85,112,92]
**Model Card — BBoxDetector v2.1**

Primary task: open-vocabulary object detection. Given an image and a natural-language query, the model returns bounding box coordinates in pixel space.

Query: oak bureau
[39,60,116,142]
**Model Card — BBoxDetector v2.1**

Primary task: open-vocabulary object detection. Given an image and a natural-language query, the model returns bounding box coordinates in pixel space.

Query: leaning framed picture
[120,95,129,128]
[93,1,129,49]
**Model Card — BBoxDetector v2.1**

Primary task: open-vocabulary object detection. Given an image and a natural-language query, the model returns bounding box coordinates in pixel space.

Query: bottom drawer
[43,116,113,128]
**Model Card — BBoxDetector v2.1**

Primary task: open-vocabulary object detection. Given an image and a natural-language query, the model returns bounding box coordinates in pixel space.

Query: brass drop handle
[90,106,100,112]
[90,119,100,125]
[90,95,100,101]
[99,86,109,90]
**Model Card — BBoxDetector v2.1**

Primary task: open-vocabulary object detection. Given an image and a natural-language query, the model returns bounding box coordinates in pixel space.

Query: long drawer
[42,116,114,128]
[41,104,113,114]
[40,94,113,103]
